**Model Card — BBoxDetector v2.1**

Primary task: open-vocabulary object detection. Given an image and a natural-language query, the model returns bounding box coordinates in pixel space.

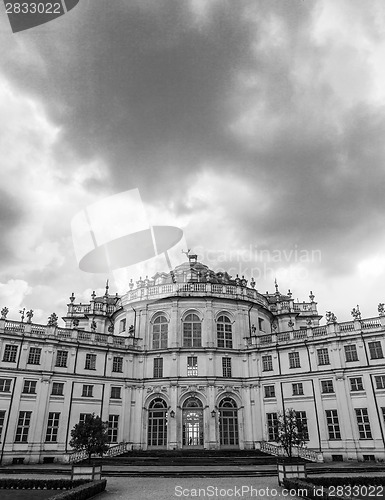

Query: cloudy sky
[0,0,385,324]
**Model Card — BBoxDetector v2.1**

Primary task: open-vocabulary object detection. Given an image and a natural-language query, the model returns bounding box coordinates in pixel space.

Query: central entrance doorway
[182,397,204,448]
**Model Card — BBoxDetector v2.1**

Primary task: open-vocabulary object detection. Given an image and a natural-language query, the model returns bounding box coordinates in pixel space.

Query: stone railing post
[353,319,361,331]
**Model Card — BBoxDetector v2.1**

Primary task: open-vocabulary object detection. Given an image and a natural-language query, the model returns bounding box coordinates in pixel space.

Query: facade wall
[0,289,385,464]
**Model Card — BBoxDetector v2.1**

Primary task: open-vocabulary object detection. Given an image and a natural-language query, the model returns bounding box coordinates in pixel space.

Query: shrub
[48,480,107,500]
[282,477,385,500]
[0,479,89,490]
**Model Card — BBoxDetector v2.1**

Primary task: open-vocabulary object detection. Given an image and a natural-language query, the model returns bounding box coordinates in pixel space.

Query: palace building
[0,254,385,464]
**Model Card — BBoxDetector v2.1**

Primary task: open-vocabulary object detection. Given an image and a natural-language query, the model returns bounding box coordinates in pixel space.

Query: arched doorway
[219,397,239,447]
[147,397,168,448]
[182,397,204,448]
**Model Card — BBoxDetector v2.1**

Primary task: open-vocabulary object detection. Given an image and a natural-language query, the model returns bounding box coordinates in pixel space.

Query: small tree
[277,408,306,458]
[69,414,109,462]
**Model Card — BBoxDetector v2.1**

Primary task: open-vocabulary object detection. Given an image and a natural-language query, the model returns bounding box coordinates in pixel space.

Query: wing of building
[0,256,384,464]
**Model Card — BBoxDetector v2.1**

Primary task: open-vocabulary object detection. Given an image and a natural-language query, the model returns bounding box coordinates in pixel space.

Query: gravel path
[98,476,299,500]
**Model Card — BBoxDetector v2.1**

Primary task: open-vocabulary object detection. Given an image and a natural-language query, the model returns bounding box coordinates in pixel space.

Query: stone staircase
[81,448,282,476]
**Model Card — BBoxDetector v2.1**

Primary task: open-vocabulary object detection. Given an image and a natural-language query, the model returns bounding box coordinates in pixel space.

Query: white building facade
[0,257,385,464]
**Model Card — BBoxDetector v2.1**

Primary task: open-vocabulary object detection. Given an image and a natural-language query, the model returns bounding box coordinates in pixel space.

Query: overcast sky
[1,0,385,324]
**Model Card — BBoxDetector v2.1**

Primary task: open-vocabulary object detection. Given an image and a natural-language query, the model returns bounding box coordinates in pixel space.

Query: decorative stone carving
[91,319,97,332]
[325,311,337,324]
[306,318,312,326]
[47,313,58,327]
[378,303,385,316]
[288,319,294,329]
[26,309,34,323]
[72,318,80,328]
[1,307,9,319]
[351,305,361,321]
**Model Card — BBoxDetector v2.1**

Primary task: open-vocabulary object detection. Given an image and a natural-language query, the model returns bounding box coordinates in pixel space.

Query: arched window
[152,315,168,349]
[148,398,168,447]
[219,397,239,447]
[217,315,232,348]
[182,397,203,447]
[183,313,201,347]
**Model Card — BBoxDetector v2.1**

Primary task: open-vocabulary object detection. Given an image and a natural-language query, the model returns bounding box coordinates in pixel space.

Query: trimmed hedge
[282,478,330,500]
[48,480,107,500]
[308,477,385,487]
[0,479,90,490]
[282,477,385,500]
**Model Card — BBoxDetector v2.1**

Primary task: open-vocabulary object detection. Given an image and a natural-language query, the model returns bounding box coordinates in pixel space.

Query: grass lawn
[0,490,54,500]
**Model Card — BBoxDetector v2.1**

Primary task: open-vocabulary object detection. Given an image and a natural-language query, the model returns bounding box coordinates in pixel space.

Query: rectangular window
[22,380,37,394]
[368,341,384,360]
[82,385,93,397]
[267,413,278,441]
[79,413,92,424]
[55,350,68,368]
[375,375,385,389]
[262,355,273,372]
[0,410,5,441]
[258,318,265,331]
[51,382,64,396]
[45,412,60,442]
[153,358,163,378]
[119,319,126,332]
[317,348,330,365]
[222,357,232,378]
[288,352,300,369]
[292,383,304,396]
[321,380,334,394]
[112,356,123,373]
[110,387,121,399]
[108,415,119,443]
[381,407,385,423]
[187,356,198,376]
[355,408,372,439]
[0,379,11,392]
[3,345,18,363]
[295,411,309,441]
[217,324,233,348]
[350,377,364,391]
[85,353,96,370]
[264,385,275,398]
[344,345,358,362]
[15,411,32,442]
[183,319,202,348]
[27,347,41,365]
[325,410,341,440]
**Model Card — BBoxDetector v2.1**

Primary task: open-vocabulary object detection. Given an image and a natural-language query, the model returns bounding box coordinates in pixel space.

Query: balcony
[0,320,141,351]
[123,282,270,309]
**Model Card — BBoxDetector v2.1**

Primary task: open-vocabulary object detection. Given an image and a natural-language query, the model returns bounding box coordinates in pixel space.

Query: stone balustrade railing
[247,316,385,347]
[124,282,270,309]
[0,319,141,350]
[260,441,323,462]
[65,441,132,463]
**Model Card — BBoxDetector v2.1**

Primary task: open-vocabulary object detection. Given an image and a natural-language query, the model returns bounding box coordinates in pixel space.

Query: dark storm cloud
[1,0,384,285]
[1,1,256,195]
